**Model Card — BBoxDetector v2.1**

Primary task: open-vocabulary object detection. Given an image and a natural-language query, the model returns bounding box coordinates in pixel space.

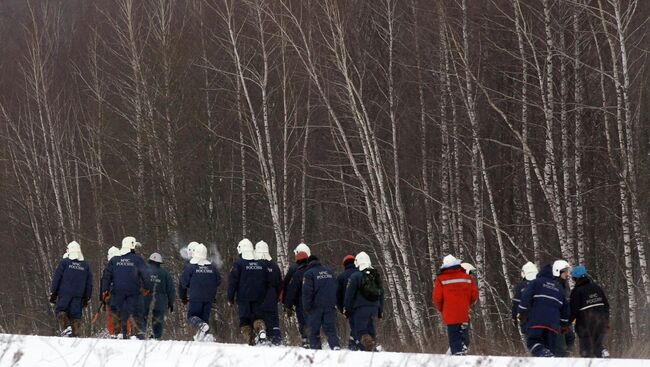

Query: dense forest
[0,0,648,356]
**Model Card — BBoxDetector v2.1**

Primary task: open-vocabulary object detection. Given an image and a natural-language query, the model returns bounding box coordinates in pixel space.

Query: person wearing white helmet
[551,259,575,357]
[512,262,538,333]
[100,236,150,339]
[228,238,269,345]
[343,251,383,352]
[99,246,123,338]
[280,242,311,308]
[50,241,93,337]
[255,241,283,345]
[282,248,312,348]
[143,253,176,340]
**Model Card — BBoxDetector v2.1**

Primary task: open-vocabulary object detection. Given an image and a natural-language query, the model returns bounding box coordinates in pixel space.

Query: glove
[168,304,174,313]
[82,298,89,308]
[560,326,570,334]
[182,297,189,305]
[49,293,57,304]
[101,291,111,302]
[343,308,351,319]
[517,313,525,322]
[140,288,150,297]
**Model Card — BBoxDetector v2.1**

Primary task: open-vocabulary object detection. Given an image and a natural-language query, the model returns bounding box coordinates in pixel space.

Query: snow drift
[0,334,647,367]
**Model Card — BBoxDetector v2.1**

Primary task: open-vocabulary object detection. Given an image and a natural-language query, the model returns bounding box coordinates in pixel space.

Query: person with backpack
[517,263,570,357]
[432,255,478,355]
[180,243,221,342]
[301,255,340,350]
[100,236,150,339]
[255,240,283,345]
[282,249,311,348]
[336,255,357,350]
[143,252,175,340]
[228,238,268,345]
[344,251,383,352]
[569,265,610,358]
[512,262,538,334]
[50,241,93,337]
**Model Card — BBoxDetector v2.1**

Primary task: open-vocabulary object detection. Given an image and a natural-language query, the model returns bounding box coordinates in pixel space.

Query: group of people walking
[49,237,610,357]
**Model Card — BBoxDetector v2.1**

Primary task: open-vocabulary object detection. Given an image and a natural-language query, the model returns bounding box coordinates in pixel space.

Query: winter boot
[194,322,210,342]
[360,334,375,352]
[301,337,310,348]
[600,348,610,358]
[128,316,145,340]
[253,319,268,345]
[241,325,255,345]
[57,312,71,337]
[71,319,83,337]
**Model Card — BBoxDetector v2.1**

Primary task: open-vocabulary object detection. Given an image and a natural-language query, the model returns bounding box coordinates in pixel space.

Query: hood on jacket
[537,264,554,279]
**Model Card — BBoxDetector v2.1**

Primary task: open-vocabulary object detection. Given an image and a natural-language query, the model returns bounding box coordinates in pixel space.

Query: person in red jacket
[433,255,479,355]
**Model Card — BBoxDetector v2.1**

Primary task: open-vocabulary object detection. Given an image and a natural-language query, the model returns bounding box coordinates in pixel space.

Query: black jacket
[569,277,609,332]
[511,279,530,320]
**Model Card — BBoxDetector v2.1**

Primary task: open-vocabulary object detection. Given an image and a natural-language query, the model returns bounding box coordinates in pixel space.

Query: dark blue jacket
[51,258,93,299]
[227,258,267,303]
[180,263,221,302]
[336,263,357,312]
[283,261,309,309]
[100,251,149,296]
[511,279,530,320]
[144,262,176,311]
[518,264,569,332]
[344,269,384,313]
[280,263,298,303]
[301,259,337,313]
[261,259,282,309]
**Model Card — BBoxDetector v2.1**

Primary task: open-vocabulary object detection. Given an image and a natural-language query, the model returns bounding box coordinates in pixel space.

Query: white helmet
[441,254,461,269]
[237,238,255,260]
[521,262,538,281]
[552,260,571,277]
[461,262,476,275]
[187,241,199,257]
[354,251,372,271]
[107,246,120,261]
[120,236,137,255]
[190,243,210,265]
[149,252,163,263]
[255,241,272,261]
[65,241,84,261]
[293,243,311,257]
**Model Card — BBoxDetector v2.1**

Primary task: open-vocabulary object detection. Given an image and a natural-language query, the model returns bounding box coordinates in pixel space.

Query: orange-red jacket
[432,266,478,324]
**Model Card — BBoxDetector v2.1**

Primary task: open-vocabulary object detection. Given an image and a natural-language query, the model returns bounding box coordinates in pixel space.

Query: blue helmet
[571,265,587,278]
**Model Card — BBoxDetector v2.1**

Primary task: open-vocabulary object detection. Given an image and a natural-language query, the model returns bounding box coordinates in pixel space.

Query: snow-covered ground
[0,333,647,367]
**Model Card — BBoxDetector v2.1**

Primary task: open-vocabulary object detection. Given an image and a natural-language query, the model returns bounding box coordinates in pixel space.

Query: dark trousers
[352,306,377,351]
[237,300,264,327]
[55,295,83,320]
[296,306,307,339]
[577,320,607,357]
[346,314,357,350]
[143,308,166,339]
[263,303,282,345]
[187,301,212,326]
[447,324,466,355]
[306,307,340,349]
[527,327,557,357]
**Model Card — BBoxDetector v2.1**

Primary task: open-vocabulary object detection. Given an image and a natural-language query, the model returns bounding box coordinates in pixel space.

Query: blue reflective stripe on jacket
[51,258,93,298]
[302,260,337,312]
[519,264,569,331]
[227,258,267,303]
[180,263,221,302]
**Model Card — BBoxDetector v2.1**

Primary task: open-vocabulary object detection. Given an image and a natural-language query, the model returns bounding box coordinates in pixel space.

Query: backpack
[359,268,382,301]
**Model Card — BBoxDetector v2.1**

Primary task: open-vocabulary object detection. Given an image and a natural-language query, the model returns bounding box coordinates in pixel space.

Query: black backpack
[359,268,382,301]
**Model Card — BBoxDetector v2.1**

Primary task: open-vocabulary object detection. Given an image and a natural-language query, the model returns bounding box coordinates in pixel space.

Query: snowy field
[0,334,647,367]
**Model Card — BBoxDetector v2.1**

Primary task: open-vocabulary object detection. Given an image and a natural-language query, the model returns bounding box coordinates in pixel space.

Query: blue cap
[571,265,587,278]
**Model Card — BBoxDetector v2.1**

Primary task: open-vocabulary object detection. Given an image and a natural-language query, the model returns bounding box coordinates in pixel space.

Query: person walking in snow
[280,243,311,304]
[302,255,340,350]
[551,260,576,357]
[344,252,383,352]
[100,236,150,339]
[180,243,221,342]
[282,248,311,347]
[228,239,268,345]
[569,265,610,358]
[512,262,538,334]
[517,263,570,357]
[99,246,129,338]
[336,255,357,350]
[432,255,478,355]
[255,240,283,345]
[50,241,93,337]
[143,252,175,340]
